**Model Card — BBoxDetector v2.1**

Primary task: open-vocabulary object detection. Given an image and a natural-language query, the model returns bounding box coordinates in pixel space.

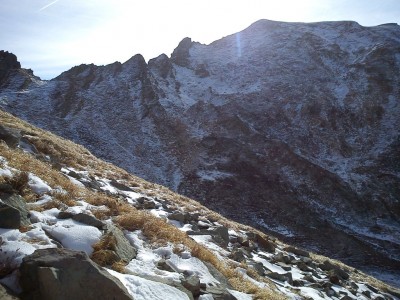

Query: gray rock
[57,211,105,229]
[168,211,186,223]
[296,261,312,272]
[229,248,247,263]
[273,252,291,264]
[202,286,238,300]
[276,262,291,271]
[82,179,102,191]
[67,170,82,179]
[328,270,341,285]
[189,212,200,221]
[0,184,14,194]
[0,125,21,148]
[283,246,310,258]
[72,213,105,229]
[0,193,31,228]
[255,233,276,253]
[0,202,21,229]
[303,274,316,283]
[210,226,229,246]
[248,262,265,276]
[18,137,39,155]
[204,262,232,290]
[361,290,371,298]
[104,223,137,263]
[266,271,293,284]
[19,248,132,300]
[57,211,74,219]
[109,179,133,192]
[237,236,249,246]
[143,200,156,209]
[181,275,201,297]
[157,259,175,272]
[319,260,349,280]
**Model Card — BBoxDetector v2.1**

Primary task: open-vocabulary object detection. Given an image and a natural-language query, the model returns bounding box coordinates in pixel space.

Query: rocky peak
[0,51,21,83]
[171,37,193,67]
[0,51,21,70]
[55,63,96,81]
[148,53,173,79]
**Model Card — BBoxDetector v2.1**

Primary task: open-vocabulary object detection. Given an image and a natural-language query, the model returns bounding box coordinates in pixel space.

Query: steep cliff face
[1,20,399,285]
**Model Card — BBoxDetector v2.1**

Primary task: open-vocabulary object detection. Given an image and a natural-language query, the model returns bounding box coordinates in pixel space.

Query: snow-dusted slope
[1,114,399,299]
[1,20,399,285]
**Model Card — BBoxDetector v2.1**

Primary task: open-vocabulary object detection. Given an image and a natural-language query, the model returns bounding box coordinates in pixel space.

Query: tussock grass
[0,170,37,202]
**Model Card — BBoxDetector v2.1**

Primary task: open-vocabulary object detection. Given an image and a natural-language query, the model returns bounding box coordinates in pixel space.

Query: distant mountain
[1,20,399,286]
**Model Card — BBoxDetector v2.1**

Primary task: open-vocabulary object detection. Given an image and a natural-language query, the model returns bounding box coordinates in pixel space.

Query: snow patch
[107,269,190,300]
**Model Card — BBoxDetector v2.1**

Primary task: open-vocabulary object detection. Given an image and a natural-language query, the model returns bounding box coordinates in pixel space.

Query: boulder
[255,233,276,253]
[328,270,341,285]
[276,262,291,271]
[0,202,21,229]
[103,223,137,263]
[67,170,82,179]
[210,226,229,246]
[18,137,39,155]
[273,252,291,264]
[237,236,250,247]
[319,260,349,280]
[266,271,293,285]
[0,125,21,148]
[109,180,133,192]
[157,258,175,272]
[168,211,186,223]
[248,262,265,276]
[143,200,156,209]
[296,261,312,272]
[0,193,31,228]
[202,286,238,300]
[181,275,201,297]
[229,248,247,263]
[204,262,232,289]
[283,246,310,258]
[0,184,14,194]
[19,248,132,300]
[57,212,105,229]
[72,213,105,229]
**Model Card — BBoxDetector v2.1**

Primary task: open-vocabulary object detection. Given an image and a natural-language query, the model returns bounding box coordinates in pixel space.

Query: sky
[1,0,399,79]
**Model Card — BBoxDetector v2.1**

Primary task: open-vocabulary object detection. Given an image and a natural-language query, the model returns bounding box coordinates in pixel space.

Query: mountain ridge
[1,19,399,286]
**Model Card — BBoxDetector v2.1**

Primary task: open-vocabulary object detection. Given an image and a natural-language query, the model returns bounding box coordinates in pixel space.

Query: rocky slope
[0,20,399,286]
[1,111,400,299]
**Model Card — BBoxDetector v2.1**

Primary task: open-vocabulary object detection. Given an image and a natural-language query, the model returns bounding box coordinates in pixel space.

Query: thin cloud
[38,0,60,12]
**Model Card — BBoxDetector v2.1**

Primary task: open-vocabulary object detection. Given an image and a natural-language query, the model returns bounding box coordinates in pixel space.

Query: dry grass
[0,171,37,202]
[0,109,288,299]
[91,232,120,266]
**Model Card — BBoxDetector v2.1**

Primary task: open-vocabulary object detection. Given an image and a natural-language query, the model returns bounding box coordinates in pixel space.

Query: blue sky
[1,0,399,79]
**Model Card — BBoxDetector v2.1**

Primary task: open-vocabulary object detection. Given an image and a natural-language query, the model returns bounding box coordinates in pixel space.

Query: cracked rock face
[19,248,133,300]
[1,20,400,285]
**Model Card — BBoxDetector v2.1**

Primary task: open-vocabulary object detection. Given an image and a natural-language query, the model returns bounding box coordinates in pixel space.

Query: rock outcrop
[19,248,133,300]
